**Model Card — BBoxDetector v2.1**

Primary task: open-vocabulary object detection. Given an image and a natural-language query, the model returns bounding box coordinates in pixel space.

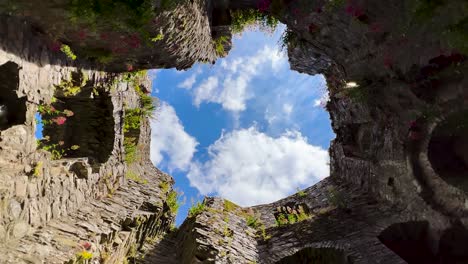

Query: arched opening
[0,61,26,131]
[38,74,115,163]
[378,221,437,263]
[275,247,352,264]
[428,110,468,194]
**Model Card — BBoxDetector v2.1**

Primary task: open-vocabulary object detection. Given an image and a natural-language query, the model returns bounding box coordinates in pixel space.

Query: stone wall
[1,0,467,263]
[0,0,226,72]
[0,15,175,263]
[141,0,468,263]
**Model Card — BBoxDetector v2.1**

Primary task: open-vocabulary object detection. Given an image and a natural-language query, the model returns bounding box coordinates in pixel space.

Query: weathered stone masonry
[1,0,467,263]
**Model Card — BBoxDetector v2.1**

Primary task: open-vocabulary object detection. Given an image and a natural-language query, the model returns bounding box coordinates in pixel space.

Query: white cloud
[187,127,329,206]
[282,103,293,115]
[178,74,197,90]
[193,76,219,107]
[191,45,287,112]
[150,102,198,171]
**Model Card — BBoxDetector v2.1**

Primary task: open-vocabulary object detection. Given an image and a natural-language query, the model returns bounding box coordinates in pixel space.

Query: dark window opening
[378,221,437,263]
[39,77,114,163]
[428,110,468,194]
[275,247,353,264]
[0,61,26,131]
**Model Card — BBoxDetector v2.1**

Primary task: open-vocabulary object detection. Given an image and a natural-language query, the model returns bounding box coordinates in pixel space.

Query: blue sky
[150,25,334,225]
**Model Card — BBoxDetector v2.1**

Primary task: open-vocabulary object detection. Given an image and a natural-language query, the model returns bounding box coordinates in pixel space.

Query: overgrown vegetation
[158,181,170,193]
[275,211,310,226]
[213,36,230,57]
[125,170,148,184]
[326,186,347,209]
[230,9,278,34]
[32,162,43,177]
[246,215,261,229]
[188,201,206,218]
[296,188,307,197]
[56,71,88,96]
[223,199,240,212]
[167,190,180,216]
[245,214,271,240]
[60,44,77,60]
[123,108,141,164]
[279,29,305,51]
[68,0,184,36]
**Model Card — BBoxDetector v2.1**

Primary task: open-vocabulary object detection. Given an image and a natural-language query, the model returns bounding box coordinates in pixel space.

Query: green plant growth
[279,29,304,51]
[188,201,206,218]
[56,71,88,97]
[167,190,180,216]
[67,0,186,51]
[213,36,230,57]
[123,108,143,164]
[158,181,170,193]
[151,33,164,42]
[223,199,240,212]
[246,215,261,229]
[245,215,271,240]
[33,161,43,177]
[125,170,148,184]
[326,186,347,209]
[230,9,278,34]
[296,188,307,197]
[37,140,80,160]
[60,44,77,60]
[123,109,142,133]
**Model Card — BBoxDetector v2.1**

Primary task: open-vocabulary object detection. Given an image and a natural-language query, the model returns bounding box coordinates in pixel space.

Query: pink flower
[52,116,67,125]
[58,141,64,146]
[126,64,134,71]
[81,242,91,250]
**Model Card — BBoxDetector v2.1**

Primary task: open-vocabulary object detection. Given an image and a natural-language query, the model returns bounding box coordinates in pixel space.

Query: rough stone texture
[0,0,230,72]
[1,0,468,263]
[141,197,259,264]
[141,0,468,263]
[0,15,175,263]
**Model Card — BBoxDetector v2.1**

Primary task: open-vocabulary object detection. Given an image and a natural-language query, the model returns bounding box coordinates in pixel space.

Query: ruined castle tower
[0,0,467,263]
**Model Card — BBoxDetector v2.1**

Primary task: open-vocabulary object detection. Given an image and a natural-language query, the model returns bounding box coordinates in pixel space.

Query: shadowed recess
[275,247,353,264]
[0,61,26,131]
[378,221,437,264]
[40,86,115,163]
[428,110,468,194]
